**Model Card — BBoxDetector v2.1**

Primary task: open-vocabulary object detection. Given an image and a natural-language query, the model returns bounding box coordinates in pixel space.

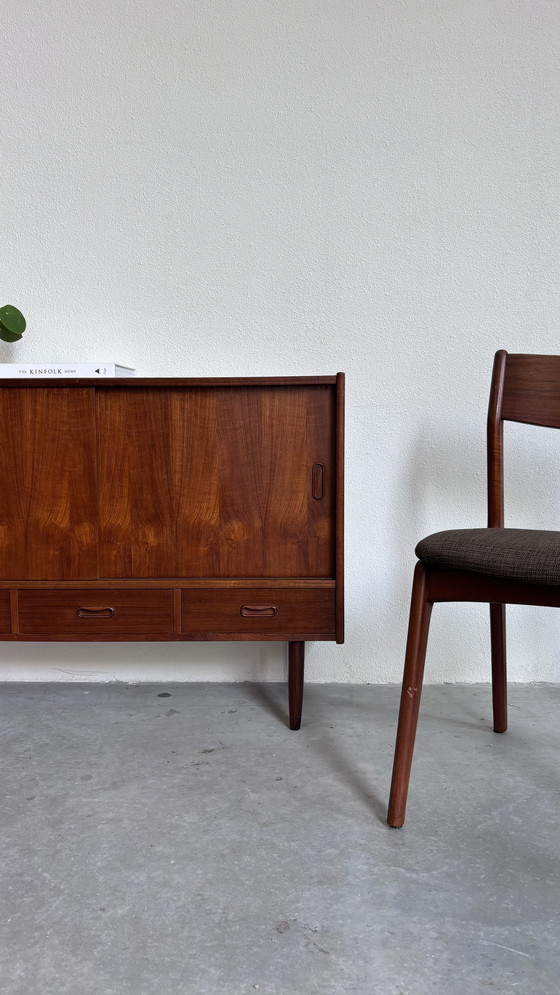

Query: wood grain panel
[98,384,336,579]
[0,591,11,633]
[18,589,173,636]
[97,389,177,577]
[501,354,560,427]
[0,388,97,579]
[181,588,335,634]
[172,388,220,575]
[175,386,335,577]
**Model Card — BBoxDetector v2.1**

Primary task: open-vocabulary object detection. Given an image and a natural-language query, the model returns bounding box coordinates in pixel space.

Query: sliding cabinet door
[97,385,335,579]
[0,387,97,579]
[173,385,335,578]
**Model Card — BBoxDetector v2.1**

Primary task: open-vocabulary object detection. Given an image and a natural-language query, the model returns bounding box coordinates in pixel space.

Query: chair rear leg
[387,562,433,828]
[489,603,507,733]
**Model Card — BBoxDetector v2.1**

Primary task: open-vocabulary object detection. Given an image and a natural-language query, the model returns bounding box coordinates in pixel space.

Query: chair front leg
[387,562,433,828]
[489,602,507,733]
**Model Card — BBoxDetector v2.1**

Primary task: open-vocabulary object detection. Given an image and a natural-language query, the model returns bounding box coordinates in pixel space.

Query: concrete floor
[0,682,558,995]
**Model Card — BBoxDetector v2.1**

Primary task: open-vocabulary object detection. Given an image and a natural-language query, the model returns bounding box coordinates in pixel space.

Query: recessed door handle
[312,463,324,500]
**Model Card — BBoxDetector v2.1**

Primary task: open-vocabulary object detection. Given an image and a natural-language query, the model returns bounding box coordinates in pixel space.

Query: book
[0,363,135,378]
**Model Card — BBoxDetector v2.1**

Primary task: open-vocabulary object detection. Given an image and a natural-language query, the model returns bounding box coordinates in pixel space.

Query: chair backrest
[487,350,560,527]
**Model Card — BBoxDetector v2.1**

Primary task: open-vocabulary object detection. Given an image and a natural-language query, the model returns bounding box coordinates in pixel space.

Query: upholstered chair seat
[416,528,560,586]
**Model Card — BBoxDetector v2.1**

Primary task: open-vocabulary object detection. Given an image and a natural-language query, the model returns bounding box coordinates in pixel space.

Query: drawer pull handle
[77,606,115,619]
[240,604,278,618]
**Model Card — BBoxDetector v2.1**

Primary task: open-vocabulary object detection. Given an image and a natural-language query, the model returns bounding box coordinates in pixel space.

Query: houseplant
[0,306,26,342]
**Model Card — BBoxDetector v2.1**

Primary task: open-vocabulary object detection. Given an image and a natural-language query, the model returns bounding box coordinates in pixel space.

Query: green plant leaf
[0,305,26,339]
[0,328,23,342]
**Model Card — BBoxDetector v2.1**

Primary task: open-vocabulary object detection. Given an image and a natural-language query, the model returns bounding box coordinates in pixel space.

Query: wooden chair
[388,349,560,827]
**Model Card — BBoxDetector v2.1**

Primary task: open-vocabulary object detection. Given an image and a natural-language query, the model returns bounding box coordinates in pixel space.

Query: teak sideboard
[0,375,344,728]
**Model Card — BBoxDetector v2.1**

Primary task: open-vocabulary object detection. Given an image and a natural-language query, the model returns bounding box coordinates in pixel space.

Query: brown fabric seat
[416,528,560,586]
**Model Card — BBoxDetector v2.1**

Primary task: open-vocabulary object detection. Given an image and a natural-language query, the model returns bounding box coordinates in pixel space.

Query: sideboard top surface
[0,375,342,389]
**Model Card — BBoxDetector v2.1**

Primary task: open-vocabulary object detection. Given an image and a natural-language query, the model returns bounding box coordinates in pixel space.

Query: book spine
[0,364,133,378]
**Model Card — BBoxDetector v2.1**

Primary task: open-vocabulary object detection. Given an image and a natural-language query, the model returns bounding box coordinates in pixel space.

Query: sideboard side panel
[335,372,345,643]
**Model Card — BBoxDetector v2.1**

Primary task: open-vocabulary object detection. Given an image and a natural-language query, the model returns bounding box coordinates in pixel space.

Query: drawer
[181,588,335,635]
[0,591,11,633]
[18,590,174,636]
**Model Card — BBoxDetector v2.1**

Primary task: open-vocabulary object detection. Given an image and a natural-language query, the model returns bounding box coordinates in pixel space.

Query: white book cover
[0,363,135,378]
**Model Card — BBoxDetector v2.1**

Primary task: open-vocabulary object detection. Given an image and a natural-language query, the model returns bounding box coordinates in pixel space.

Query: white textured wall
[2,1,560,683]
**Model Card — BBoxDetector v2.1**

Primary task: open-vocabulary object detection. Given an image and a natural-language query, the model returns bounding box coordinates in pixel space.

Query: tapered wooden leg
[490,602,507,733]
[288,640,305,730]
[387,563,433,828]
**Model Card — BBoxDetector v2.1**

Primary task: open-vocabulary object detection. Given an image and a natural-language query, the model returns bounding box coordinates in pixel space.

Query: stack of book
[0,363,135,378]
